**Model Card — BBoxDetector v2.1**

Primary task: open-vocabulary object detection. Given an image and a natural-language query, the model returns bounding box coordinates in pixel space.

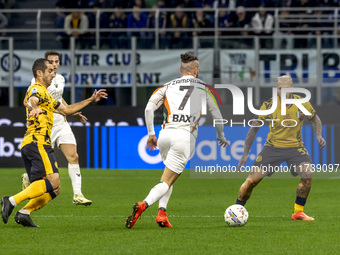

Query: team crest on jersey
[256,155,262,162]
[32,88,37,94]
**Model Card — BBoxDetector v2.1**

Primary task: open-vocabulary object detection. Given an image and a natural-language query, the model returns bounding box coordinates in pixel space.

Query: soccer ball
[224,204,249,227]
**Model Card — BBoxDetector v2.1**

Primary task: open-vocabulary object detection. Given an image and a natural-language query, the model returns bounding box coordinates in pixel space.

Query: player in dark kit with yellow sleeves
[1,58,107,227]
[235,75,326,221]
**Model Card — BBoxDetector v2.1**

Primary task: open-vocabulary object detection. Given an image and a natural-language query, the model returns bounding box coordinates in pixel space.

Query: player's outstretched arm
[206,91,229,147]
[62,98,88,124]
[237,123,261,171]
[311,114,326,148]
[56,89,108,116]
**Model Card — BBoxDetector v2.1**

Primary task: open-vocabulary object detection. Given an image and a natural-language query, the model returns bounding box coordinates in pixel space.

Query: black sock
[159,207,166,211]
[236,198,246,206]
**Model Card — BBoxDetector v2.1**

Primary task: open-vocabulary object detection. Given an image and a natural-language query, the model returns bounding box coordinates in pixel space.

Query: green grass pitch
[0,168,339,255]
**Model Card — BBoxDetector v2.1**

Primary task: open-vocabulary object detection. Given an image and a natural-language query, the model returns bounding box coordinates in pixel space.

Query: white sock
[9,196,17,206]
[19,209,30,215]
[68,163,82,195]
[159,185,173,210]
[144,182,169,207]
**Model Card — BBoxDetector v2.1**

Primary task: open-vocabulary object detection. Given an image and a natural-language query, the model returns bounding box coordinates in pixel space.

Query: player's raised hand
[217,137,229,147]
[146,135,158,152]
[237,154,248,171]
[316,136,326,149]
[91,89,108,103]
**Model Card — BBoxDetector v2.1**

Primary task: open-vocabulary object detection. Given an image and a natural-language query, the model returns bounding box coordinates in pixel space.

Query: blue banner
[86,125,332,169]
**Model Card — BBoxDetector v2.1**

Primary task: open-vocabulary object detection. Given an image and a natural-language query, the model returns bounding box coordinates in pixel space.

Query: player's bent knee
[53,186,61,196]
[68,153,79,164]
[46,173,60,190]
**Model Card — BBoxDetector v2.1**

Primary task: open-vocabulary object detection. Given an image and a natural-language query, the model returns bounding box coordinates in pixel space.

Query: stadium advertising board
[0,49,213,87]
[220,50,340,87]
[85,126,335,171]
[0,107,338,169]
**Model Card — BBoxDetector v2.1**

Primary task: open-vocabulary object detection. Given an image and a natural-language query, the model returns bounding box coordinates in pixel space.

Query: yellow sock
[23,193,52,213]
[13,179,48,205]
[294,203,304,214]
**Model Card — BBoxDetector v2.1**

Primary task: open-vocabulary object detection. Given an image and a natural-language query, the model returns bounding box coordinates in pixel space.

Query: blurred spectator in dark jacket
[218,5,232,36]
[101,8,128,48]
[230,6,250,35]
[127,5,148,37]
[146,5,168,48]
[192,9,214,47]
[228,6,251,48]
[169,5,191,48]
[192,9,213,36]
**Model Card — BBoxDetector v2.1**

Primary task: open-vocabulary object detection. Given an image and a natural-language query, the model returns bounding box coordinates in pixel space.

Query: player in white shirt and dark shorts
[22,51,92,206]
[126,53,229,228]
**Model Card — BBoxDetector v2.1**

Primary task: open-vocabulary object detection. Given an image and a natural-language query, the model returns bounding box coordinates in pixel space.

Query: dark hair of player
[180,53,198,63]
[45,50,60,60]
[32,58,51,78]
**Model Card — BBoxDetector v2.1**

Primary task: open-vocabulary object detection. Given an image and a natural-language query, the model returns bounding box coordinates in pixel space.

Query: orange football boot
[156,209,172,228]
[292,211,315,221]
[125,202,147,228]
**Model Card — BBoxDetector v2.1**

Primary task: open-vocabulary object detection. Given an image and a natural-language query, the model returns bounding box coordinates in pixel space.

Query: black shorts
[21,142,59,182]
[252,145,312,176]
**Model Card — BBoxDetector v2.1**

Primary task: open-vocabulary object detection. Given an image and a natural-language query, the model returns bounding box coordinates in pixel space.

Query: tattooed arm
[311,114,326,148]
[237,121,261,171]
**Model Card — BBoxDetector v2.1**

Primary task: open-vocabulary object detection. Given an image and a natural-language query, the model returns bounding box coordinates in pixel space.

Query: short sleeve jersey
[30,74,66,126]
[148,75,213,136]
[21,83,61,148]
[258,94,316,148]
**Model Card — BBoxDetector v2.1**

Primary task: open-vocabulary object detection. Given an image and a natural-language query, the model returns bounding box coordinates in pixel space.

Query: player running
[1,58,107,227]
[22,51,92,206]
[235,75,326,221]
[125,53,229,228]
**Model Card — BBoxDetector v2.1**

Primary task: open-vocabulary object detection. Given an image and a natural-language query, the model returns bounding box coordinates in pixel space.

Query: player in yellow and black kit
[235,75,326,221]
[21,79,61,183]
[1,58,107,227]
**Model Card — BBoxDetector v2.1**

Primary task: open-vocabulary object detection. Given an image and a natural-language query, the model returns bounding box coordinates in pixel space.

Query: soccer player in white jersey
[126,53,229,228]
[22,51,92,206]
